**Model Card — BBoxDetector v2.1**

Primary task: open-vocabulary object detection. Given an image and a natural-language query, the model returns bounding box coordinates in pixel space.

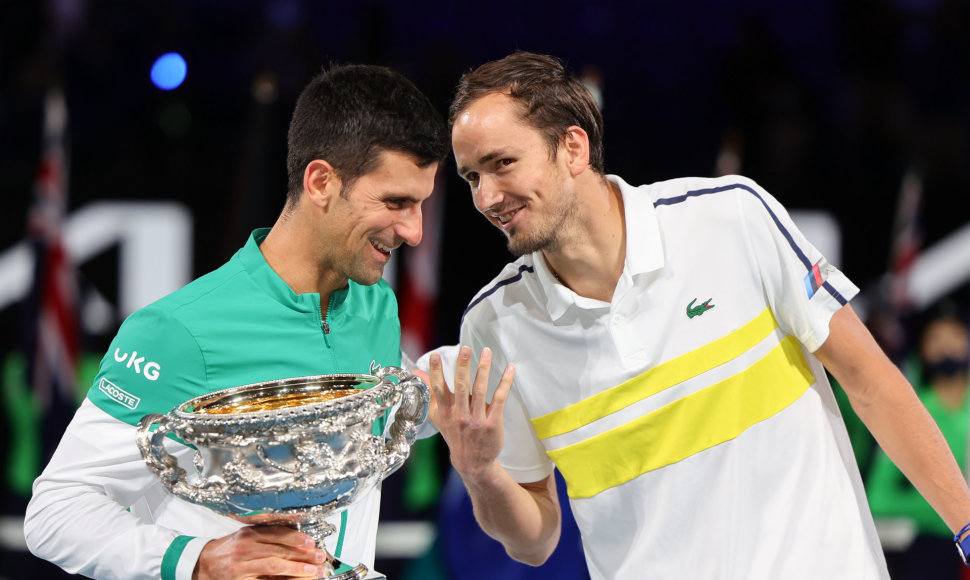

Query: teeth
[372,241,392,253]
[493,210,514,224]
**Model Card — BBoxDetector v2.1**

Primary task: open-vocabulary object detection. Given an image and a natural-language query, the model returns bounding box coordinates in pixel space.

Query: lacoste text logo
[686,298,715,319]
[114,348,162,381]
[99,378,141,410]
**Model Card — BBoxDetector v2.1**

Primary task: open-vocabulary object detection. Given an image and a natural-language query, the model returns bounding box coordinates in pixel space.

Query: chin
[350,268,385,287]
[507,234,550,257]
[508,243,538,258]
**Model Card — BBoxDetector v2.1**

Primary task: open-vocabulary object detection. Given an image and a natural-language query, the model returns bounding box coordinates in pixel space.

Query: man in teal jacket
[25,63,448,580]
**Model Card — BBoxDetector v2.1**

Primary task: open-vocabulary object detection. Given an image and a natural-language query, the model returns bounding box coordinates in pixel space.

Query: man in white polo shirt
[421,51,970,579]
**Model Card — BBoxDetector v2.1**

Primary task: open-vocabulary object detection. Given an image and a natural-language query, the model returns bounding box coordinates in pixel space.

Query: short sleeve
[86,306,208,425]
[734,177,859,352]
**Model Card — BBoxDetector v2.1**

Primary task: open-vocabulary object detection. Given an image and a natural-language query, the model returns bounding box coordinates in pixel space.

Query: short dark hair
[286,64,449,200]
[449,52,605,174]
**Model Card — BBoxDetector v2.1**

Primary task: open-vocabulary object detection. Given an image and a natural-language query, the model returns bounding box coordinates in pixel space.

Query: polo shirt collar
[613,174,665,276]
[534,174,665,319]
[237,228,321,314]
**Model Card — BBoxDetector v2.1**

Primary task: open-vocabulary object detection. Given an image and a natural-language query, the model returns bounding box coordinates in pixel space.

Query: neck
[259,206,345,311]
[543,177,625,302]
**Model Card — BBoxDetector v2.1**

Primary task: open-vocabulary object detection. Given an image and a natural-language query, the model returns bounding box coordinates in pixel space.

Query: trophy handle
[135,413,188,489]
[376,366,430,480]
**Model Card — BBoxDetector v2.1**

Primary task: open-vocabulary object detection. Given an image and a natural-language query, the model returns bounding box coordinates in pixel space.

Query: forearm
[818,306,970,534]
[867,450,953,536]
[24,399,204,580]
[459,462,561,565]
[26,479,196,579]
[847,366,970,533]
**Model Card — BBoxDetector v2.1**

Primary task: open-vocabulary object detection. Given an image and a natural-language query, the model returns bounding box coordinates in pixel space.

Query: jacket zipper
[320,295,334,348]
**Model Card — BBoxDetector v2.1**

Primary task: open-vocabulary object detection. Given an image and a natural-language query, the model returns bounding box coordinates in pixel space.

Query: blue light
[151,53,187,91]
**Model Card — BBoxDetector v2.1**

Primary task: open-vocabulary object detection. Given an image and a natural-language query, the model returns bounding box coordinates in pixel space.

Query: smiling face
[321,150,438,286]
[452,92,579,256]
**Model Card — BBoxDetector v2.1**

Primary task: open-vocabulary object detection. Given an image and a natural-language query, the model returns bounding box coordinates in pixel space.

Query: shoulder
[103,298,206,377]
[114,301,194,347]
[90,266,244,418]
[148,255,248,314]
[90,303,206,423]
[461,256,538,323]
[640,175,790,236]
[646,174,767,208]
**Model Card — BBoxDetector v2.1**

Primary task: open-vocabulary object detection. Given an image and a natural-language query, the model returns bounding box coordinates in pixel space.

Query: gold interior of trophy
[195,388,359,414]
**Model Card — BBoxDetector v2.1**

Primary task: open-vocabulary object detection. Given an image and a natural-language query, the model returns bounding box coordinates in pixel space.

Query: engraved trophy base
[295,519,369,580]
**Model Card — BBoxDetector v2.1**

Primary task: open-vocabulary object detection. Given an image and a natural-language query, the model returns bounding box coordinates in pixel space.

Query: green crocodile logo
[687,298,715,319]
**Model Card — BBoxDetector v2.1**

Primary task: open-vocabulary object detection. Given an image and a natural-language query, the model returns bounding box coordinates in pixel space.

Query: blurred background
[2,0,969,578]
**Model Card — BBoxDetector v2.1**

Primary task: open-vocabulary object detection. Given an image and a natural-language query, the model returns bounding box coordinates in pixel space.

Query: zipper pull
[322,321,331,334]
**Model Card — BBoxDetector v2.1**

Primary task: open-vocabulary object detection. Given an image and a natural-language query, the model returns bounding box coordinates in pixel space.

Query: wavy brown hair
[449,52,604,174]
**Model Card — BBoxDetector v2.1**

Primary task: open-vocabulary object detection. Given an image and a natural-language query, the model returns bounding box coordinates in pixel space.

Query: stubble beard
[505,188,578,257]
[342,242,388,287]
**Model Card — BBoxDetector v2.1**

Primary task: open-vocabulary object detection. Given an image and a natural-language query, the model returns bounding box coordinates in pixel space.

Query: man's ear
[561,125,591,177]
[303,159,341,209]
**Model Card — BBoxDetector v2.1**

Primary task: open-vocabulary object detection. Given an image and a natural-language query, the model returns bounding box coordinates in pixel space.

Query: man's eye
[465,172,480,183]
[499,159,514,168]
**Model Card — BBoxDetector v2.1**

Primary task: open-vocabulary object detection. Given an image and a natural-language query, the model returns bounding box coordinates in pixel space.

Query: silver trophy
[135,365,429,580]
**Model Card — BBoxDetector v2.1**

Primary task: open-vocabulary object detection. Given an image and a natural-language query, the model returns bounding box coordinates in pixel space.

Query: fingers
[232,512,305,526]
[244,558,326,579]
[490,363,515,414]
[453,345,473,414]
[469,348,493,418]
[426,345,512,426]
[233,526,323,565]
[427,353,451,402]
[426,353,450,426]
[196,526,329,580]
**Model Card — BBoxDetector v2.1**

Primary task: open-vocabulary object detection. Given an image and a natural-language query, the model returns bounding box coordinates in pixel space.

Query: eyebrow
[457,149,508,177]
[385,193,424,203]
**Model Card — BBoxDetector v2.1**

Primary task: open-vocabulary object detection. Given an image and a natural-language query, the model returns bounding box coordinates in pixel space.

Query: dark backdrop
[2,0,970,577]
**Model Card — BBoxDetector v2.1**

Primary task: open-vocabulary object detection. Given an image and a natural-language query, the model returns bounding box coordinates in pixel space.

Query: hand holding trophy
[135,364,429,580]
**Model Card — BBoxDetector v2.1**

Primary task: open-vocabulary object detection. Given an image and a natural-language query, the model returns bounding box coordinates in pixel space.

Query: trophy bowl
[135,365,429,580]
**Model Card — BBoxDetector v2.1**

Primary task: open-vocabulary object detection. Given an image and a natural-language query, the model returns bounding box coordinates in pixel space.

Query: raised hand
[193,525,330,580]
[427,346,515,478]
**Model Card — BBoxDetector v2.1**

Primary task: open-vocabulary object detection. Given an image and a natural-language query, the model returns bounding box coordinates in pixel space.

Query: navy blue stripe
[462,264,535,323]
[656,182,843,303]
[822,281,848,306]
[653,183,739,207]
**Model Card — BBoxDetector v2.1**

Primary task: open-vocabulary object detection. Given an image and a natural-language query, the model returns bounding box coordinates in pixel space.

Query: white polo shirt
[459,174,888,580]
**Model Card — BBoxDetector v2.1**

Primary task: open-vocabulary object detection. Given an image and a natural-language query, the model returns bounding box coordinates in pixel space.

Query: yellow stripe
[548,335,814,499]
[532,308,779,440]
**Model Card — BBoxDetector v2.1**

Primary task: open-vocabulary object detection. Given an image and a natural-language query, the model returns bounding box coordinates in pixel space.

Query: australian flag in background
[21,88,81,472]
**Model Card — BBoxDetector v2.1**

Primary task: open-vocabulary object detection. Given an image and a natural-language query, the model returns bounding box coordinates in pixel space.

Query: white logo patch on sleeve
[99,378,142,410]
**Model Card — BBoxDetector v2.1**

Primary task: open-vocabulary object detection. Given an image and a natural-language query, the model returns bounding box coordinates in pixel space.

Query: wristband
[954,522,970,567]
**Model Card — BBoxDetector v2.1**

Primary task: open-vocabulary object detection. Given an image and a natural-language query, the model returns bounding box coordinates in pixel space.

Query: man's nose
[474,174,503,212]
[397,206,423,247]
